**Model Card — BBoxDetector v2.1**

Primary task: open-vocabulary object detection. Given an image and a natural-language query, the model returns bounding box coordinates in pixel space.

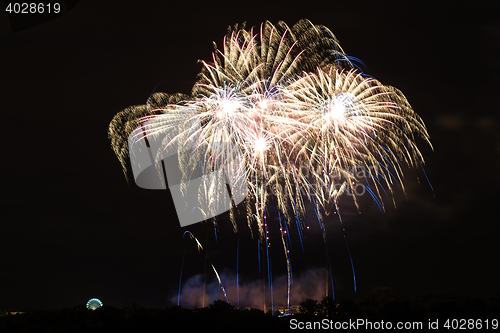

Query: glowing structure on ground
[86,298,103,310]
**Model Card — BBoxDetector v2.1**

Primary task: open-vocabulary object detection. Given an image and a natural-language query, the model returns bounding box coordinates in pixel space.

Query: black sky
[2,0,499,311]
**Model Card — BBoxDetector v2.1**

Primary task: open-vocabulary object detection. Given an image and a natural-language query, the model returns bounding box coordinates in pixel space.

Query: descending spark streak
[211,263,228,303]
[213,217,218,243]
[237,237,240,309]
[343,233,357,293]
[311,193,335,300]
[177,246,186,306]
[278,210,291,312]
[331,200,357,293]
[257,238,261,276]
[263,210,273,314]
[179,231,228,305]
[281,211,293,284]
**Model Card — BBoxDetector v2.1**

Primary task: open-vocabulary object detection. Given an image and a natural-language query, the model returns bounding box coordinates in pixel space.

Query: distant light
[86,298,103,310]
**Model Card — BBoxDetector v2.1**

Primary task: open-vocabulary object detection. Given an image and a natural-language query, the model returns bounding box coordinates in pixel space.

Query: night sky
[2,0,499,311]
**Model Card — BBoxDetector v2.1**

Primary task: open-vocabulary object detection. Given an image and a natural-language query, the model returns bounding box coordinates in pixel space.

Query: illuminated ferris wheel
[86,298,103,310]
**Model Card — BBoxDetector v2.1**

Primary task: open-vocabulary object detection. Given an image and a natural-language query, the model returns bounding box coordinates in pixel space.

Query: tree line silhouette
[1,287,498,332]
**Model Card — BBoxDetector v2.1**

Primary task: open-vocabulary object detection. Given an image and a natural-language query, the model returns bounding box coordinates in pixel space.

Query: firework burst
[109,19,432,308]
[276,66,431,216]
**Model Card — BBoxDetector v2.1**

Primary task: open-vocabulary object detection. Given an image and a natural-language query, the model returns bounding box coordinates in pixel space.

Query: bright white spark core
[329,100,346,121]
[257,99,270,110]
[253,137,268,153]
[217,99,241,118]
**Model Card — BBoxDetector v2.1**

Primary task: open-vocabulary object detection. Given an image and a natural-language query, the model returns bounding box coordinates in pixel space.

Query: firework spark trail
[109,19,432,309]
[236,237,240,308]
[257,238,261,276]
[329,199,357,294]
[213,217,218,243]
[178,231,228,306]
[177,246,186,306]
[278,210,291,311]
[311,192,335,300]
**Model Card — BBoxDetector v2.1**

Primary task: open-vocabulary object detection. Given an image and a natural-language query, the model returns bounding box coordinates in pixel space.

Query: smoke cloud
[173,268,328,309]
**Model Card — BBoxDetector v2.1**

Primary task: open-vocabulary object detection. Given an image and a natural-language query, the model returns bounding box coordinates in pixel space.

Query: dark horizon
[2,0,499,312]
